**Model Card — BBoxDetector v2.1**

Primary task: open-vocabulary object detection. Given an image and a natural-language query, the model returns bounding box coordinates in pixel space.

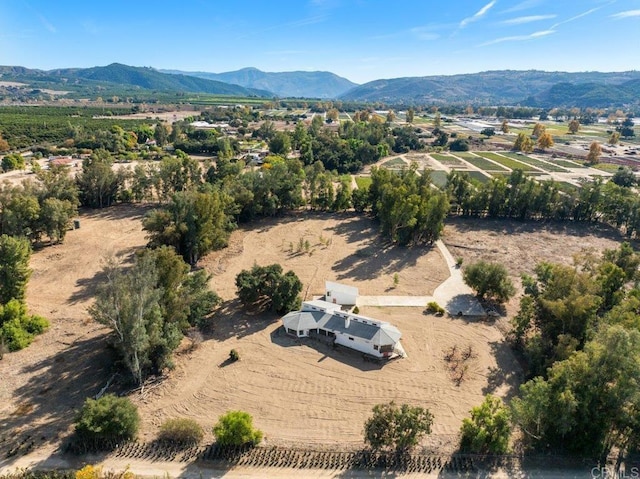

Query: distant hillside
[160,67,357,99]
[340,70,640,107]
[0,63,271,97]
[524,79,640,108]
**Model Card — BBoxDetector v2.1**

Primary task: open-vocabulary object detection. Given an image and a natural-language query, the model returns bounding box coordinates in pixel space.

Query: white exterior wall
[334,334,381,357]
[325,281,358,305]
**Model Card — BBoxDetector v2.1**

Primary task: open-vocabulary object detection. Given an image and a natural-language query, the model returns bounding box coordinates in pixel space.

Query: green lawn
[474,152,538,172]
[467,170,491,184]
[448,152,509,172]
[548,158,587,169]
[430,153,464,165]
[355,176,372,190]
[382,157,408,168]
[500,152,568,173]
[592,163,621,173]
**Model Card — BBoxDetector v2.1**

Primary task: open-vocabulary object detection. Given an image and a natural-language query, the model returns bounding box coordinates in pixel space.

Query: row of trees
[447,169,640,238]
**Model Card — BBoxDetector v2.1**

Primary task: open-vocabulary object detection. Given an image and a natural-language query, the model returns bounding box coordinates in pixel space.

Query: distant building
[281,298,404,359]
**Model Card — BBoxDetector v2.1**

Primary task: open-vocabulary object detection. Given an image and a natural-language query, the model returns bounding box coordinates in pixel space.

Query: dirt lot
[0,208,627,458]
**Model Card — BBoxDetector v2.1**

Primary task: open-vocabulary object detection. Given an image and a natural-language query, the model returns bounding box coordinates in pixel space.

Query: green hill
[340,70,640,107]
[0,63,271,97]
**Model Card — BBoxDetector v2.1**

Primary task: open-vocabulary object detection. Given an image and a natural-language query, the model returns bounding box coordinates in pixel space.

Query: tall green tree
[0,234,31,304]
[143,188,235,265]
[76,150,121,208]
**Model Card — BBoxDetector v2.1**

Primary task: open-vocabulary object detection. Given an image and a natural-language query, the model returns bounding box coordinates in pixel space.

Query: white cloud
[610,9,640,19]
[501,14,556,25]
[551,6,602,28]
[460,0,497,28]
[500,0,545,14]
[480,29,555,46]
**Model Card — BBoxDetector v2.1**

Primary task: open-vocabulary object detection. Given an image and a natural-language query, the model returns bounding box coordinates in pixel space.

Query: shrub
[463,261,515,303]
[75,394,140,443]
[460,395,511,454]
[213,411,263,446]
[364,401,433,452]
[75,465,101,479]
[158,418,204,445]
[352,306,360,314]
[425,301,445,315]
[229,349,240,362]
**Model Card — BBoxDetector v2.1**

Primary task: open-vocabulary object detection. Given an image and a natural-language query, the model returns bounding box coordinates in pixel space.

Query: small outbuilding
[325,281,358,306]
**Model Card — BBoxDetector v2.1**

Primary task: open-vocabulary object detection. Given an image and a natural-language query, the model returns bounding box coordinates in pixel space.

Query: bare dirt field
[0,208,628,461]
[0,205,150,454]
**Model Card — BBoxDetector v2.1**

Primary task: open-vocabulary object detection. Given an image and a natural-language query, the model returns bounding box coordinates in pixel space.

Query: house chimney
[345,316,351,328]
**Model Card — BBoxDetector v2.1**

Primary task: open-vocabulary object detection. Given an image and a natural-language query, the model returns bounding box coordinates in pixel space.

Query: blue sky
[1,0,639,84]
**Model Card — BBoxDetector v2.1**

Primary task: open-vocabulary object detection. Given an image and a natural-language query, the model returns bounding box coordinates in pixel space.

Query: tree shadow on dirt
[445,216,627,243]
[66,246,143,306]
[326,213,379,245]
[331,244,427,282]
[0,334,115,459]
[269,325,389,372]
[204,299,279,342]
[482,340,524,400]
[78,203,154,223]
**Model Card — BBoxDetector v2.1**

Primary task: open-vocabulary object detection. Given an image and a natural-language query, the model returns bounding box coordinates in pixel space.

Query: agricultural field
[0,106,148,149]
[451,152,509,172]
[430,153,464,166]
[474,152,538,172]
[499,152,568,173]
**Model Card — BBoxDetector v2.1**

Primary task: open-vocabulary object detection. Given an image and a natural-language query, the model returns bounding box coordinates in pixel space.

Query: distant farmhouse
[281,282,405,359]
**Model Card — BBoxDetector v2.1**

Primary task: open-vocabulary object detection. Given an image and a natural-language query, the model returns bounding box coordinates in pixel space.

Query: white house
[325,281,358,306]
[281,300,403,359]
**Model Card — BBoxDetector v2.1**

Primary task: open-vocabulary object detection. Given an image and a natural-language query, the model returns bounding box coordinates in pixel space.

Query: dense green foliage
[460,395,511,454]
[463,261,515,303]
[369,164,449,245]
[1,167,78,243]
[364,401,433,452]
[158,418,204,445]
[74,394,140,443]
[0,235,48,352]
[143,188,235,265]
[447,170,640,238]
[235,264,302,314]
[510,243,640,458]
[0,299,48,351]
[89,247,220,384]
[213,411,263,446]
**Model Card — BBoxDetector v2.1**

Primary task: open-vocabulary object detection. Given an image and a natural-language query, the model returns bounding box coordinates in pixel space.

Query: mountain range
[1,63,639,108]
[159,67,357,99]
[0,63,270,97]
[339,70,640,108]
